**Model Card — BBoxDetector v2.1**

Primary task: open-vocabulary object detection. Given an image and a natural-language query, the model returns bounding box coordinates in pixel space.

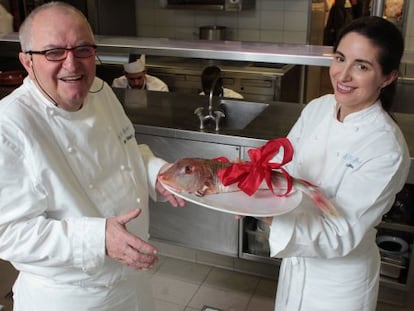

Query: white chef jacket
[269,94,410,311]
[0,77,166,311]
[112,74,169,92]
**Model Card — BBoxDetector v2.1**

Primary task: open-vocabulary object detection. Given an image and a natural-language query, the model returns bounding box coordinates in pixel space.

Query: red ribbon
[217,138,294,196]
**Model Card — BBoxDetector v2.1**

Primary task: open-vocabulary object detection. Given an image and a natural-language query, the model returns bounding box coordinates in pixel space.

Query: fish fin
[195,184,211,197]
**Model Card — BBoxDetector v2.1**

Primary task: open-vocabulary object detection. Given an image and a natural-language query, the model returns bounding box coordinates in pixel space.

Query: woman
[268,16,410,310]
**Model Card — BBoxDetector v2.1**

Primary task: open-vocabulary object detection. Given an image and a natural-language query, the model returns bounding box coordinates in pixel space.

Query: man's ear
[18,52,33,77]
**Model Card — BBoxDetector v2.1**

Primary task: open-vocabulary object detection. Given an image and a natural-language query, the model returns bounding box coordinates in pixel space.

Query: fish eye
[184,165,192,174]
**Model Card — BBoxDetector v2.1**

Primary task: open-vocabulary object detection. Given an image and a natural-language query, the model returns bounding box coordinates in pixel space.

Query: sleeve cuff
[72,217,106,274]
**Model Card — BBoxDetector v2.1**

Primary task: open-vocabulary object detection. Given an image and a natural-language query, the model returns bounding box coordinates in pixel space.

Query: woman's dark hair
[333,16,404,113]
[201,65,223,96]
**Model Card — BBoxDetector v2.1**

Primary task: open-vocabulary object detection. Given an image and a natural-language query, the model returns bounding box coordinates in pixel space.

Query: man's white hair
[18,1,94,52]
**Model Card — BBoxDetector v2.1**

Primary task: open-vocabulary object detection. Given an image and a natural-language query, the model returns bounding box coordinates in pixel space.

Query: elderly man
[112,54,169,91]
[0,2,183,311]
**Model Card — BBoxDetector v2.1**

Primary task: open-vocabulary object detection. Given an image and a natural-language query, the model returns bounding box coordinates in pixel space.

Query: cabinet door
[136,133,241,256]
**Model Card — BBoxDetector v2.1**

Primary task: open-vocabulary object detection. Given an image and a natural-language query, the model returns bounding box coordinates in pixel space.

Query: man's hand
[156,180,185,207]
[105,209,157,270]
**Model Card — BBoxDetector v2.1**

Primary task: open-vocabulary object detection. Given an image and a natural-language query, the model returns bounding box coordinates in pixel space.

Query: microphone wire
[30,55,60,108]
[89,54,105,94]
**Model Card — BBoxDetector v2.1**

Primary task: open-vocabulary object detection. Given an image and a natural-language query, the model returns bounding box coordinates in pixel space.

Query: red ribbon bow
[217,138,294,196]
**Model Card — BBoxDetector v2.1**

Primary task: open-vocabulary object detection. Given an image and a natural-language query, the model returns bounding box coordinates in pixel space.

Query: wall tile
[195,14,217,27]
[261,0,284,11]
[174,27,198,40]
[284,11,308,32]
[137,25,155,37]
[175,13,195,27]
[136,0,156,9]
[260,30,284,43]
[260,11,284,30]
[284,0,309,12]
[216,14,240,29]
[238,12,260,29]
[137,7,155,25]
[236,29,262,42]
[153,26,176,38]
[156,9,176,25]
[405,0,414,51]
[283,31,307,44]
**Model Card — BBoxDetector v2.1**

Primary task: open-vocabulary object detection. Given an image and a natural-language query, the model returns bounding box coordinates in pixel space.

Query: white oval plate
[161,181,303,217]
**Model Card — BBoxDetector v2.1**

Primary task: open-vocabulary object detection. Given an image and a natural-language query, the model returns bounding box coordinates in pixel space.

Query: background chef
[112,54,169,92]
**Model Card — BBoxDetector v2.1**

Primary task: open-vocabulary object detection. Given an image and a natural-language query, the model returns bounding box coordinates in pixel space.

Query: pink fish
[159,157,338,216]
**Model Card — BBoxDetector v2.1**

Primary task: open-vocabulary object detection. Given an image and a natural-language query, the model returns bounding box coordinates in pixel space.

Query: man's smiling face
[20,7,96,111]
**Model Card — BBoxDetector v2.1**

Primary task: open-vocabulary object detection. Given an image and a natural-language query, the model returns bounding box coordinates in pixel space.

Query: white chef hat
[123,54,146,73]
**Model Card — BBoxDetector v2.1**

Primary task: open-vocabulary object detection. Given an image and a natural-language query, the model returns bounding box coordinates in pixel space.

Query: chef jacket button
[136,198,141,204]
[48,109,55,116]
[120,165,126,171]
[88,184,94,189]
[67,146,74,153]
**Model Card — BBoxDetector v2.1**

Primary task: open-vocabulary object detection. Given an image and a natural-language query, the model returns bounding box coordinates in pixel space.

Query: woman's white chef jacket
[112,74,169,92]
[0,77,166,311]
[269,94,410,311]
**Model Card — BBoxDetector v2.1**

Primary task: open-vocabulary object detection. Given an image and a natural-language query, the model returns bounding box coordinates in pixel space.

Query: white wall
[405,0,414,51]
[135,0,310,44]
[134,0,414,51]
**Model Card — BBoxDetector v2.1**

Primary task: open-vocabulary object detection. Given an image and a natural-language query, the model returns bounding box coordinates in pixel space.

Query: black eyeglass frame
[24,44,97,61]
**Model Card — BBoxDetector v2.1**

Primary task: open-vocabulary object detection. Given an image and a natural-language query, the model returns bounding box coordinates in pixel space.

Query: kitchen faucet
[194,76,225,131]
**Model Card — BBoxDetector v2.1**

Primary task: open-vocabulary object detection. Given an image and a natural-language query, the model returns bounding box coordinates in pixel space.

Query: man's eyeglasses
[25,45,97,61]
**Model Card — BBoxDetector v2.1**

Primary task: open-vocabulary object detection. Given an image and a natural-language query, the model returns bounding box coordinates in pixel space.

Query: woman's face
[329,32,397,119]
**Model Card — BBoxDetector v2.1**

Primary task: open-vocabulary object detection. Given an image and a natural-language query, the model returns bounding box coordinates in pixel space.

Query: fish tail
[296,181,339,216]
[308,187,339,216]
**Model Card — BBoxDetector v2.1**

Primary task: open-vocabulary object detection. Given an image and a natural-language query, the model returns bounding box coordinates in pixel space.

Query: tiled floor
[150,255,276,311]
[149,255,414,311]
[2,253,413,311]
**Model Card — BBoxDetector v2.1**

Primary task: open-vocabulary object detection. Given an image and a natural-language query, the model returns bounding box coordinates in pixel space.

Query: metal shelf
[378,221,414,233]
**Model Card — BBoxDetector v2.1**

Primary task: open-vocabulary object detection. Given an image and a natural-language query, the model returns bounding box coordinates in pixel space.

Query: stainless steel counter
[0,32,332,66]
[2,32,414,65]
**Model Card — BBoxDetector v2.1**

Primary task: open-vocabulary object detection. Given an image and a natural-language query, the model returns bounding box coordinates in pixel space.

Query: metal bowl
[376,235,409,255]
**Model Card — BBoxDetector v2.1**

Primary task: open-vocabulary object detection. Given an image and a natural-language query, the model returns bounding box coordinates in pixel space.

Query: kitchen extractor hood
[160,0,255,11]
